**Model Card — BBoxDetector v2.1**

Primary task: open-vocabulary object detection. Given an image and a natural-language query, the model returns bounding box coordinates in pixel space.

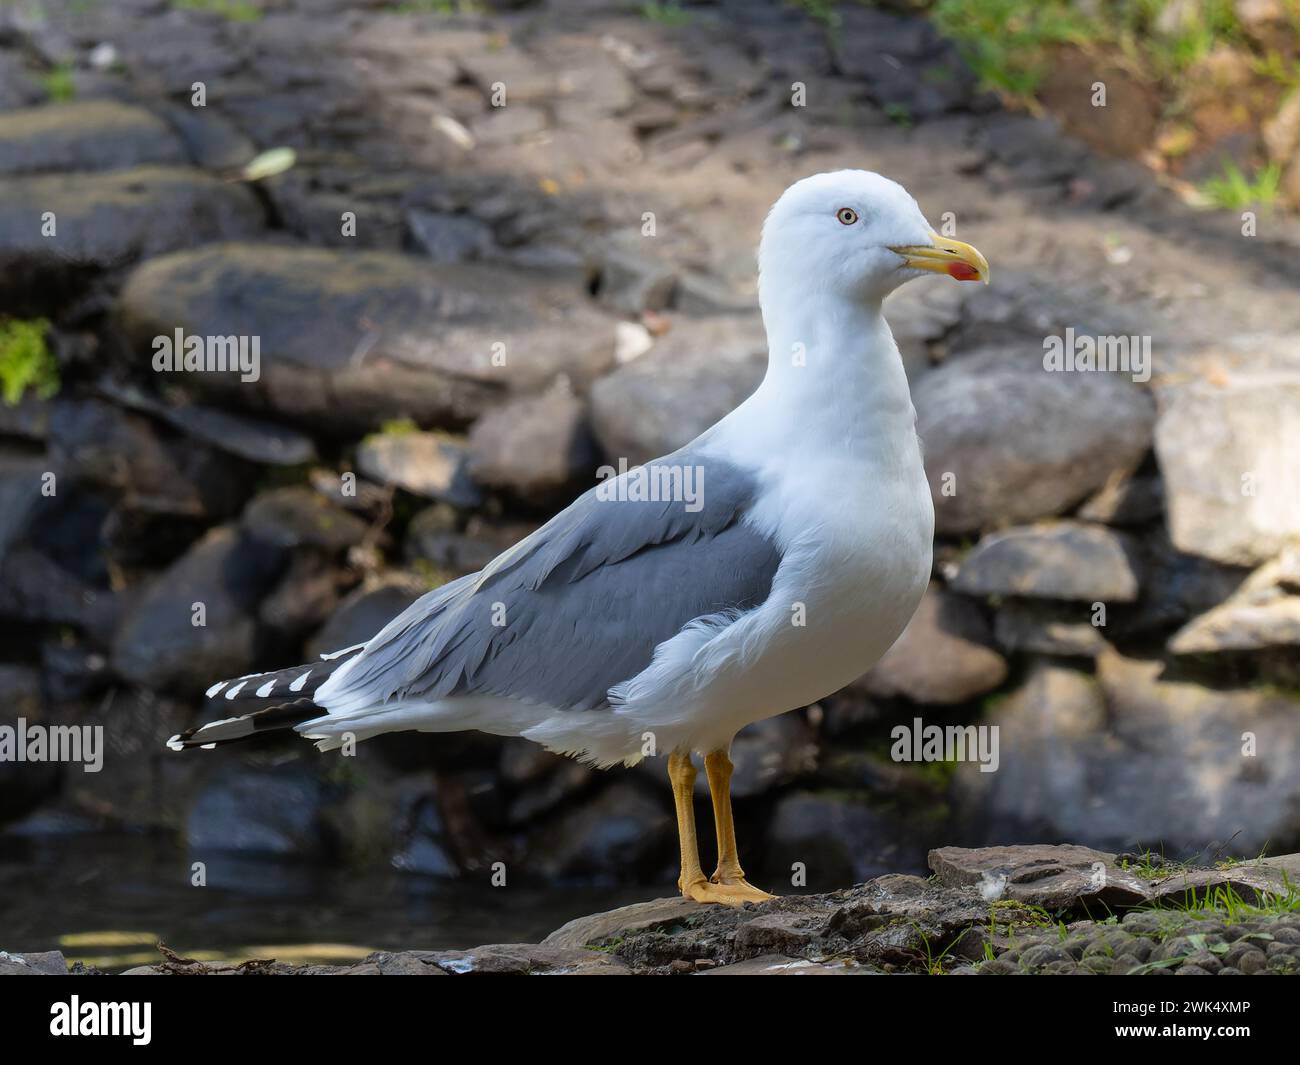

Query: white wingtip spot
[256,680,276,698]
[166,735,184,751]
[224,681,247,700]
[319,643,364,661]
[205,681,227,698]
[289,671,311,692]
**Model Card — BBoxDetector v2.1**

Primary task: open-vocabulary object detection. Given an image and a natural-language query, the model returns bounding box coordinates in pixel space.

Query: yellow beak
[889,231,989,284]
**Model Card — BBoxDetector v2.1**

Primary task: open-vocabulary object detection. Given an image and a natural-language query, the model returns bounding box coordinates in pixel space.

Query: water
[1,831,655,972]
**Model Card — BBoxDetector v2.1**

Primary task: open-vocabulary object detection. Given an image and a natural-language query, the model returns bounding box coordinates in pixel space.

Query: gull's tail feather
[166,645,365,751]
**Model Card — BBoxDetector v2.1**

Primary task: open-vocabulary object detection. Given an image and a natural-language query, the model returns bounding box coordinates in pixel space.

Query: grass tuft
[1199,160,1282,210]
[0,318,59,407]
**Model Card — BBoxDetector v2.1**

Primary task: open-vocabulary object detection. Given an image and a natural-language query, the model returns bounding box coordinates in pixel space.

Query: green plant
[642,0,692,27]
[1142,875,1300,923]
[172,0,263,21]
[1200,160,1282,210]
[930,0,1095,100]
[377,417,420,437]
[1254,52,1300,90]
[0,318,59,406]
[1139,0,1242,77]
[912,922,960,975]
[390,0,483,12]
[40,62,76,102]
[786,0,840,28]
[883,102,914,128]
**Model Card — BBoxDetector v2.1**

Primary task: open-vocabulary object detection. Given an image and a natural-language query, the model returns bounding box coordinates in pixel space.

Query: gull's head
[758,170,988,304]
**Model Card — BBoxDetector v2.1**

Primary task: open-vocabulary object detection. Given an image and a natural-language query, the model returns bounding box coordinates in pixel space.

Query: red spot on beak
[947,261,980,282]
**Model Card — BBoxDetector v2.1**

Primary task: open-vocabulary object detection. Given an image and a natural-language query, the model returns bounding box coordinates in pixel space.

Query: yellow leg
[704,750,775,902]
[668,751,772,906]
[668,751,708,899]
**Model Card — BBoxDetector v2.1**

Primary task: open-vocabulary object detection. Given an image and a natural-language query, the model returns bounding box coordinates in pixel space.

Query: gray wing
[325,449,782,712]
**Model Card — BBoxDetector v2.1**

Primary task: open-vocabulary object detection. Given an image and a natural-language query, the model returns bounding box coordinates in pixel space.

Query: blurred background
[2,0,1299,970]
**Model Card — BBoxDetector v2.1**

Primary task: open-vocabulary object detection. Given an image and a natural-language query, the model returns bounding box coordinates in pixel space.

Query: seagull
[168,170,988,905]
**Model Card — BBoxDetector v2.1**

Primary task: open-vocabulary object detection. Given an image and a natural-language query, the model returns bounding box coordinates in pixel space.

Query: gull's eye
[836,207,859,225]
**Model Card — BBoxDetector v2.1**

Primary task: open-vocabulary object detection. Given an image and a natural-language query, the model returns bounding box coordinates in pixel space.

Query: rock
[0,453,47,562]
[187,764,334,860]
[993,600,1108,656]
[590,315,767,465]
[403,208,493,266]
[0,950,68,975]
[544,897,706,950]
[118,244,618,432]
[1077,471,1164,526]
[860,584,1007,704]
[1169,551,1300,654]
[304,574,428,661]
[459,47,557,104]
[982,114,1090,184]
[0,51,43,110]
[699,954,872,975]
[549,874,987,973]
[831,7,978,118]
[672,272,753,315]
[404,509,531,577]
[1263,84,1300,167]
[468,105,547,147]
[928,844,1150,909]
[391,792,458,878]
[111,525,286,693]
[415,944,630,976]
[99,381,318,467]
[268,171,407,252]
[1154,373,1300,565]
[355,428,481,508]
[241,487,369,553]
[159,103,257,171]
[309,467,391,512]
[596,237,678,315]
[763,791,938,890]
[885,281,967,380]
[724,715,819,799]
[48,398,250,521]
[0,100,185,175]
[258,552,345,642]
[0,666,60,827]
[1036,47,1160,161]
[112,943,627,976]
[951,522,1140,602]
[467,381,599,504]
[0,167,265,306]
[1119,532,1249,636]
[507,758,595,825]
[954,653,1300,854]
[635,716,818,801]
[406,210,497,263]
[0,393,51,442]
[0,663,40,719]
[914,347,1155,535]
[0,545,119,641]
[524,779,672,884]
[1235,0,1297,53]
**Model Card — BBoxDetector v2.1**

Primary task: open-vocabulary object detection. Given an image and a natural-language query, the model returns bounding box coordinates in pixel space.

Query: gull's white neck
[710,289,923,477]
